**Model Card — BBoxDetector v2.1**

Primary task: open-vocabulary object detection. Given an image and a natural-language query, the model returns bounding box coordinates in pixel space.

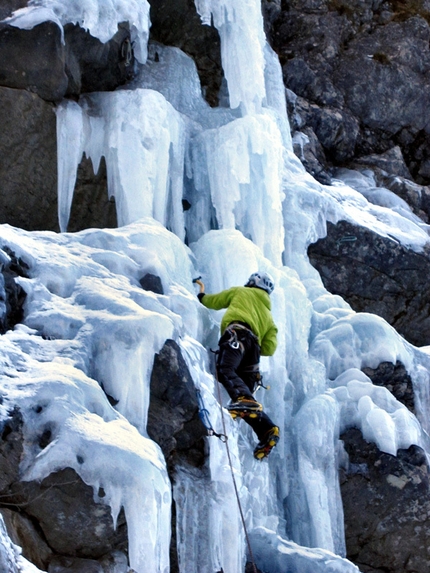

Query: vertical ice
[194,0,266,114]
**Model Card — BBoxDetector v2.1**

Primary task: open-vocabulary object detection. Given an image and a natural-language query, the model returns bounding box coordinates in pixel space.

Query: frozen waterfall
[2,0,430,573]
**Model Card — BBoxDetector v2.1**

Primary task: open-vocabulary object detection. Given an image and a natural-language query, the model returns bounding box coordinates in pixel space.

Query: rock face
[0,13,133,233]
[270,0,430,186]
[341,428,430,573]
[148,339,207,471]
[0,86,58,232]
[362,361,415,411]
[0,247,28,334]
[147,0,222,106]
[308,219,430,346]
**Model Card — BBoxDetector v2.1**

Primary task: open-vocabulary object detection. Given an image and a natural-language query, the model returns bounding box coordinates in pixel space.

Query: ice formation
[1,0,430,572]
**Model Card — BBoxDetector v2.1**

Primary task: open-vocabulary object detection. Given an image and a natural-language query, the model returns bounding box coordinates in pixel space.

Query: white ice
[57,90,186,239]
[194,0,267,114]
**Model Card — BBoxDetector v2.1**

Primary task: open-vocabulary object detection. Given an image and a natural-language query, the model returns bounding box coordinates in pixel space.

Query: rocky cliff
[1,1,430,573]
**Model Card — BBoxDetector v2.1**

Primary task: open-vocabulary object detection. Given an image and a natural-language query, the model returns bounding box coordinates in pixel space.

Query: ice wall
[2,0,430,571]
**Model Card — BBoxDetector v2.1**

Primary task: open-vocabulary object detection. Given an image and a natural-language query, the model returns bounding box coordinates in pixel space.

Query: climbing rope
[212,355,259,573]
[195,355,259,573]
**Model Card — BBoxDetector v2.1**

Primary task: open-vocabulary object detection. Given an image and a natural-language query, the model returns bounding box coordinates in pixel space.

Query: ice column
[194,0,266,114]
[190,114,285,265]
[56,89,186,239]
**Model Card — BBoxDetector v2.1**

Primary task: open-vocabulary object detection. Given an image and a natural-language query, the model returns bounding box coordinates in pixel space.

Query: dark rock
[147,0,223,106]
[0,408,24,491]
[351,146,413,180]
[64,23,135,97]
[1,508,53,570]
[306,105,359,162]
[341,428,430,573]
[67,156,118,233]
[332,15,430,136]
[3,468,128,559]
[270,1,430,184]
[0,20,67,102]
[148,339,207,469]
[139,273,164,295]
[292,127,332,184]
[0,1,29,21]
[0,86,59,232]
[362,361,415,412]
[308,220,430,346]
[48,556,103,573]
[0,247,28,333]
[282,57,342,107]
[378,174,430,222]
[0,413,128,563]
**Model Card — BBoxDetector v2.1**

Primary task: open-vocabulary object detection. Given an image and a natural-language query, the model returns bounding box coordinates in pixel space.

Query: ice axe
[193,275,205,293]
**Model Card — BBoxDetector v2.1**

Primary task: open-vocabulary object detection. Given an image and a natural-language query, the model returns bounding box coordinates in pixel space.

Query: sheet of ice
[133,44,239,131]
[57,90,186,239]
[4,0,151,63]
[0,219,205,573]
[288,394,345,554]
[250,527,361,573]
[194,0,266,114]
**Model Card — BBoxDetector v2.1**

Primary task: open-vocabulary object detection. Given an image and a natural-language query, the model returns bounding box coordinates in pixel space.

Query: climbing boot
[227,396,263,419]
[253,426,280,460]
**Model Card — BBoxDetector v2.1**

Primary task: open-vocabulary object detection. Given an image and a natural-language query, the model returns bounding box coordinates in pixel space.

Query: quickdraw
[196,389,227,442]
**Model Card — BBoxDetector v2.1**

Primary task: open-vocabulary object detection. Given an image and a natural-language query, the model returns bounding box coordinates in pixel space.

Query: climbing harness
[196,389,227,442]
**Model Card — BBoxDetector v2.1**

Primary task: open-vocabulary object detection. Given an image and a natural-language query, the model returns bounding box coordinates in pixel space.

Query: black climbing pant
[217,324,277,441]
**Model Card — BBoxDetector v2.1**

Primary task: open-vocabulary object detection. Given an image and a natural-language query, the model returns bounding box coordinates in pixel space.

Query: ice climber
[195,272,280,460]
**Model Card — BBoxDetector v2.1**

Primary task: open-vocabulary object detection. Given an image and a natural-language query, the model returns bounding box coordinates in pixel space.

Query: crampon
[226,397,263,419]
[253,426,280,460]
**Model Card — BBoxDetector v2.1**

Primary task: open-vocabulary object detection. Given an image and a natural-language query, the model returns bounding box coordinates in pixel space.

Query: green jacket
[200,286,278,356]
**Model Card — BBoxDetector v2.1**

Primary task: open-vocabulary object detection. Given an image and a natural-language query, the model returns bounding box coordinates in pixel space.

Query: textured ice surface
[4,0,151,63]
[189,114,285,264]
[251,527,361,573]
[0,219,201,573]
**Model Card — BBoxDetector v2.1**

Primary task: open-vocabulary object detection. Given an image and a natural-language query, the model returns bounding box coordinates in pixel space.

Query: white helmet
[246,271,275,295]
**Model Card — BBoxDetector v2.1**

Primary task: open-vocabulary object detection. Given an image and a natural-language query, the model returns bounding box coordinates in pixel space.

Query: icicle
[190,114,285,264]
[56,90,187,239]
[194,0,266,114]
[56,101,85,233]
